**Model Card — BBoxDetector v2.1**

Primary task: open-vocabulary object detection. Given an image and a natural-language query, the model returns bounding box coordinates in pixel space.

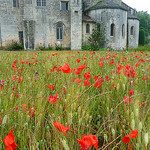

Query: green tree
[88,23,107,49]
[139,29,145,46]
[138,11,150,44]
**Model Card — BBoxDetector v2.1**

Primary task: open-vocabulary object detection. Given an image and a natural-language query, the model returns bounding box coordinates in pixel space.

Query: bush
[39,42,53,51]
[139,29,145,46]
[54,43,62,51]
[8,40,24,51]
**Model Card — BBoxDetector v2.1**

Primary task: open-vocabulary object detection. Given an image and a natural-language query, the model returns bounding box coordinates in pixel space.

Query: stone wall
[128,19,139,48]
[88,8,128,49]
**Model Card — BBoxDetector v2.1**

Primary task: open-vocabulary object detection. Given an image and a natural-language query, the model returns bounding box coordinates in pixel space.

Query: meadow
[0,50,150,150]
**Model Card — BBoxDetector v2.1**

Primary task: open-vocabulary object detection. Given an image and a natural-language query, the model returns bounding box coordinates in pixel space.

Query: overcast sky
[122,0,150,14]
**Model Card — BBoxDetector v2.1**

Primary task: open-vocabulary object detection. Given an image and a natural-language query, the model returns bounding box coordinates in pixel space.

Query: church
[0,0,139,50]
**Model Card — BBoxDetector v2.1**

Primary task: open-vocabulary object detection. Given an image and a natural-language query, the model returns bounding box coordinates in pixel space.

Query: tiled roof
[82,13,96,22]
[85,0,128,11]
[128,13,139,20]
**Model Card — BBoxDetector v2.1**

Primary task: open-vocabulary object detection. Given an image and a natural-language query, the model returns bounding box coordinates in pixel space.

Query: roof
[128,13,139,20]
[82,14,96,23]
[85,0,128,12]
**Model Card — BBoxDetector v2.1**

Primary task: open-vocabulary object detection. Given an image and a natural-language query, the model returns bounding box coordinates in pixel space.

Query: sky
[122,0,150,14]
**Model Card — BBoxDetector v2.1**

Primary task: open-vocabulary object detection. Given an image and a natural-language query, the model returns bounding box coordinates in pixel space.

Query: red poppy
[84,80,91,86]
[21,60,25,64]
[94,77,103,88]
[130,130,138,138]
[76,70,81,75]
[47,84,54,90]
[61,63,71,73]
[76,59,80,63]
[18,76,23,83]
[77,134,98,150]
[122,135,130,143]
[77,65,85,72]
[48,93,59,104]
[54,121,69,135]
[128,89,134,95]
[124,96,132,104]
[84,73,91,80]
[0,117,2,124]
[29,107,36,117]
[3,130,18,150]
[99,62,103,68]
[105,76,110,81]
[74,78,82,83]
[0,80,4,90]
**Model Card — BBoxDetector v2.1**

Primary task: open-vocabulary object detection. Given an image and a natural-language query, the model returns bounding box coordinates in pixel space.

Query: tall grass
[0,50,149,149]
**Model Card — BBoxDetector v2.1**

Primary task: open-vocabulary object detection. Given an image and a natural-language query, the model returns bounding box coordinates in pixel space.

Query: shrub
[139,29,145,46]
[8,40,24,51]
[54,43,62,51]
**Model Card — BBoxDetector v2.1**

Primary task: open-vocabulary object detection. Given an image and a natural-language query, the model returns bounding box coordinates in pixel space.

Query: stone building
[0,0,139,50]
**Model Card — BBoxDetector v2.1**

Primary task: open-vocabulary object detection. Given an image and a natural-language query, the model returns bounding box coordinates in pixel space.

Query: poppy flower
[54,121,69,135]
[74,78,82,84]
[77,134,98,150]
[0,117,2,124]
[22,104,27,109]
[99,62,103,68]
[3,130,18,150]
[128,89,134,95]
[76,59,80,63]
[84,73,91,80]
[84,80,91,86]
[61,63,71,73]
[77,65,85,72]
[0,80,4,90]
[21,60,25,64]
[29,107,36,117]
[48,93,59,104]
[124,96,132,104]
[122,135,130,143]
[47,84,54,90]
[130,130,138,138]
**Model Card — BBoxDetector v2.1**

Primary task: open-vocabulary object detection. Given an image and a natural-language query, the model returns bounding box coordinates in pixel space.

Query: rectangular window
[19,31,23,44]
[13,0,19,7]
[37,0,46,6]
[56,26,63,40]
[61,2,68,10]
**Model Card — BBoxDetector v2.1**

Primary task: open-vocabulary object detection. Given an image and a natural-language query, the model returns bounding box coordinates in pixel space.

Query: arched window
[130,26,134,36]
[86,24,90,33]
[56,25,63,40]
[122,24,125,38]
[110,23,115,36]
[13,0,19,7]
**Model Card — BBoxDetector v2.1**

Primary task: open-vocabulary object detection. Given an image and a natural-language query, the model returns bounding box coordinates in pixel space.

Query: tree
[138,11,150,44]
[139,29,145,46]
[88,23,107,49]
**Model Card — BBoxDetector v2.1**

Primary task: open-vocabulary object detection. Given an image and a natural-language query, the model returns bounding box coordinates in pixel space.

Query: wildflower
[76,59,80,63]
[54,121,69,135]
[29,107,36,117]
[74,78,82,83]
[3,130,18,150]
[84,73,91,80]
[47,84,55,90]
[77,134,98,150]
[0,80,4,90]
[84,80,91,86]
[61,63,71,73]
[124,96,132,104]
[128,89,134,95]
[48,93,59,104]
[99,62,103,68]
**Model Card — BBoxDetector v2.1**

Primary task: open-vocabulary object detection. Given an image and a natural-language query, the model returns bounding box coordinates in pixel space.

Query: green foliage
[39,43,53,51]
[138,11,150,44]
[88,24,107,50]
[139,29,145,46]
[127,45,150,52]
[8,40,24,51]
[54,43,62,51]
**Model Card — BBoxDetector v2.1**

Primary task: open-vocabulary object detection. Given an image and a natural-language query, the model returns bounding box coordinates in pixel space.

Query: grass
[0,50,150,150]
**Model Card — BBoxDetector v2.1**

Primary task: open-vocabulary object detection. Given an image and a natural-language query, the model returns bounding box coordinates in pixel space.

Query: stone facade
[0,0,139,50]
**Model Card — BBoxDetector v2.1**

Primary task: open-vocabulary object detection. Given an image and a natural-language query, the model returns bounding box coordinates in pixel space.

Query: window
[19,31,23,44]
[13,0,19,7]
[61,2,68,10]
[122,24,125,38]
[130,26,134,36]
[86,24,90,33]
[37,0,46,6]
[56,26,63,40]
[110,23,115,36]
